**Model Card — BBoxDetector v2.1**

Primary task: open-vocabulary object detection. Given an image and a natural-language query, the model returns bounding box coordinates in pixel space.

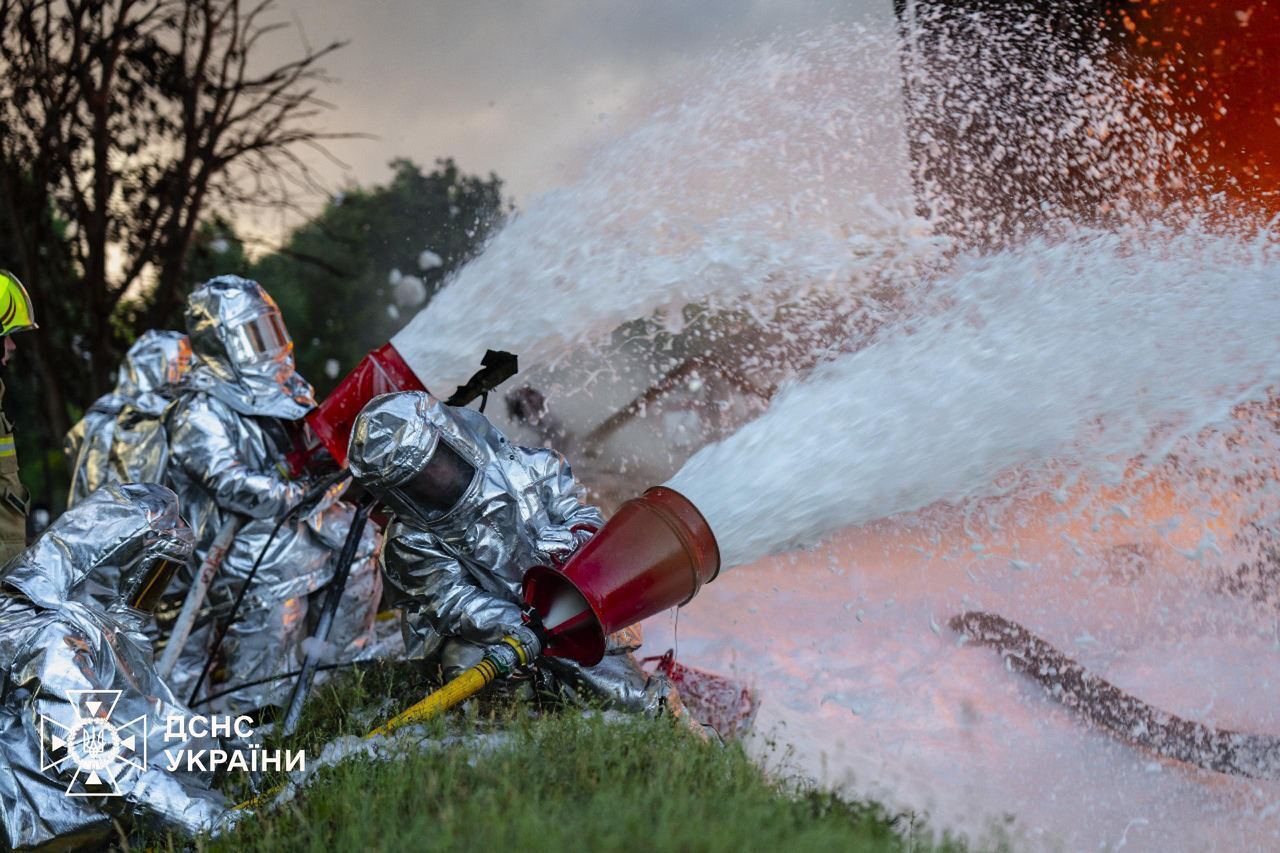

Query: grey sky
[271,0,891,212]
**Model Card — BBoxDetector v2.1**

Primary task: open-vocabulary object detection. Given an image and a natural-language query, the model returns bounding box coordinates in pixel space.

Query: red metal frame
[286,342,427,476]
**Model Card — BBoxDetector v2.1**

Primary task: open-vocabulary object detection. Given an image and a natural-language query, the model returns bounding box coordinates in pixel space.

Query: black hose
[281,495,376,737]
[187,469,352,706]
[190,660,366,708]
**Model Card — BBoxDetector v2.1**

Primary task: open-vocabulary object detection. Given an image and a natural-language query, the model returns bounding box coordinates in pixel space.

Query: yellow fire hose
[367,632,537,736]
[235,629,541,811]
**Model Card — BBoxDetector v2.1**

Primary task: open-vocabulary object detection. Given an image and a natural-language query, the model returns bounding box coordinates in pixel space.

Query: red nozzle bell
[523,486,721,666]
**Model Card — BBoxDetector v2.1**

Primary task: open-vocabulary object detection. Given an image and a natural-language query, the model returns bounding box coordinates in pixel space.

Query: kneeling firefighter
[0,483,232,848]
[164,276,380,710]
[347,390,668,714]
[64,329,192,508]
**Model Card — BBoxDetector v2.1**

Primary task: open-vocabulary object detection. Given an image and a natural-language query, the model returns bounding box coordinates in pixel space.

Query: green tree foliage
[0,0,346,513]
[0,0,345,432]
[0,180,77,514]
[250,158,507,396]
[180,218,254,306]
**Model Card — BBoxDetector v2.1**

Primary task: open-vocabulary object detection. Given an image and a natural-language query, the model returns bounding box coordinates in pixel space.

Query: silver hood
[6,483,193,612]
[116,329,192,417]
[0,483,228,847]
[65,333,191,507]
[346,390,466,523]
[346,391,439,489]
[184,275,315,420]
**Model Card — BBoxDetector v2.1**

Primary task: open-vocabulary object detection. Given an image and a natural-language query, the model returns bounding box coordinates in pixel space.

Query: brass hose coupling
[485,624,543,677]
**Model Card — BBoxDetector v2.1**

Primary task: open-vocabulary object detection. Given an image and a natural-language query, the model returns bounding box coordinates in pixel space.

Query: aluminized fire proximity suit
[347,390,667,714]
[165,276,380,711]
[0,483,230,849]
[64,330,192,508]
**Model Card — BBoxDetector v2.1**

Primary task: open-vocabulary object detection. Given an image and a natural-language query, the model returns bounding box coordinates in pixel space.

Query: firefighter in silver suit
[347,390,668,714]
[65,329,192,507]
[0,483,232,848]
[164,276,380,711]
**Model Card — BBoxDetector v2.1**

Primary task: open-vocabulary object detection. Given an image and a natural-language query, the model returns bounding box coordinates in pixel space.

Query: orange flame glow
[1112,0,1280,212]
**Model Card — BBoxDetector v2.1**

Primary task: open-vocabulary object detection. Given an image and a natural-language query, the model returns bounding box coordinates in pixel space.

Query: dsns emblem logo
[39,690,147,796]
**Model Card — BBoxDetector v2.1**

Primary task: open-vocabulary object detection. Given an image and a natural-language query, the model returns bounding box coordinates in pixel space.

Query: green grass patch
[157,661,966,852]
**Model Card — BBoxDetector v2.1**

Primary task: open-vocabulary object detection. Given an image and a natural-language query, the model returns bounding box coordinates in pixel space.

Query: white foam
[646,519,1280,851]
[653,223,1280,851]
[392,24,932,393]
[668,226,1280,569]
[382,15,1280,850]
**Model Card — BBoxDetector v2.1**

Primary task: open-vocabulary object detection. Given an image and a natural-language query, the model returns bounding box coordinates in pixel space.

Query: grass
[147,661,965,852]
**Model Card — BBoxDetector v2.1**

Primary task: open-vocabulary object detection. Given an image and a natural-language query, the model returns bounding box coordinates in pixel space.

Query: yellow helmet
[0,270,37,336]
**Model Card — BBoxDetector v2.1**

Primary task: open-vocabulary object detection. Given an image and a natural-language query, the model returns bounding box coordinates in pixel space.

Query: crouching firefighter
[0,483,233,848]
[347,390,669,714]
[164,276,381,710]
[64,330,192,508]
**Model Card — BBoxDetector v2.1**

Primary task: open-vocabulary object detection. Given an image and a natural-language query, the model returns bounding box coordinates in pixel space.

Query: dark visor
[400,439,476,516]
[129,559,180,613]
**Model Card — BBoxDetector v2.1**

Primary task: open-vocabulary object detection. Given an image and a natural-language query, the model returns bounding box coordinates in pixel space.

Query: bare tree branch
[0,0,348,421]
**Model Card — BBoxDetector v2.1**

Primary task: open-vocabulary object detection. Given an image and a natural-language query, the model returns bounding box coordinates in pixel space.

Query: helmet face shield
[397,438,477,519]
[167,336,194,385]
[225,310,292,365]
[117,516,193,614]
[127,557,179,613]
